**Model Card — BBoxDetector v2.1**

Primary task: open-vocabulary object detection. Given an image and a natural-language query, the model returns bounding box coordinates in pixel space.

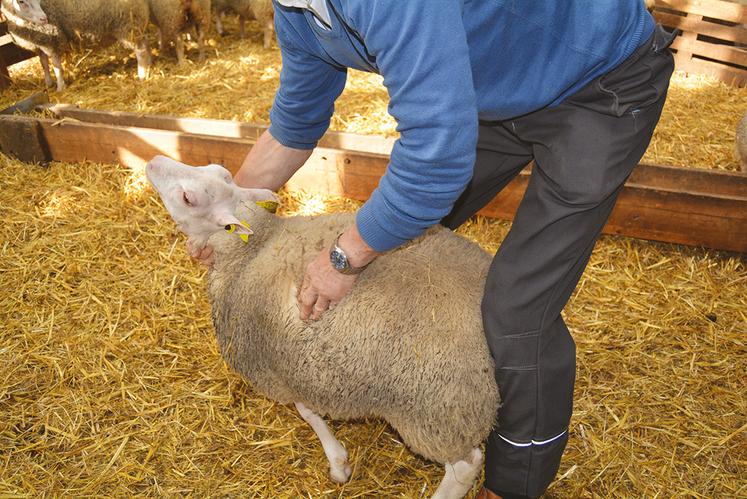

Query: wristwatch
[329,233,369,275]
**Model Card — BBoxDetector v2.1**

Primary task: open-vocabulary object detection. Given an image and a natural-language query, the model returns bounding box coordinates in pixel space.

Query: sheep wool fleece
[207,203,500,465]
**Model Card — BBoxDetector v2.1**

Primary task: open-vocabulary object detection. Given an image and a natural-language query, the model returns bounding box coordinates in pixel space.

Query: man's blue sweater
[268,0,655,252]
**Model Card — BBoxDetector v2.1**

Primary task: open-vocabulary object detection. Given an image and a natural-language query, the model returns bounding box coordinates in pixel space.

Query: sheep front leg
[431,448,483,499]
[294,402,352,484]
[49,51,65,92]
[38,50,54,88]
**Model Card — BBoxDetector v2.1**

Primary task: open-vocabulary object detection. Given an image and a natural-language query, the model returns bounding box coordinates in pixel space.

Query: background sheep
[1,0,151,91]
[145,155,500,499]
[148,0,211,64]
[212,0,273,48]
[737,110,747,172]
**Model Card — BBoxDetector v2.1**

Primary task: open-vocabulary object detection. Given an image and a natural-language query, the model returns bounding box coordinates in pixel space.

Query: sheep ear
[222,218,254,243]
[212,209,253,239]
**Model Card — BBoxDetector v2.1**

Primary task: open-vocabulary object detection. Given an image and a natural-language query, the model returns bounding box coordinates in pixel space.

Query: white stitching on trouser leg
[498,429,568,447]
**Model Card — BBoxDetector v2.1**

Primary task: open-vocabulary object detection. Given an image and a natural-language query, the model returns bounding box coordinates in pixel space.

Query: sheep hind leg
[262,17,274,48]
[238,14,246,39]
[294,402,352,484]
[196,23,206,62]
[175,35,185,65]
[215,12,225,36]
[431,447,483,499]
[134,38,151,79]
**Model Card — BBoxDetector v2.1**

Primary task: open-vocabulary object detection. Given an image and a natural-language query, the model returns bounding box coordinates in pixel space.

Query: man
[219,1,674,497]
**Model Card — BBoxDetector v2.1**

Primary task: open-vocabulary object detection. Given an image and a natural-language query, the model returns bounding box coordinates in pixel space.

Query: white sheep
[145,155,500,499]
[212,0,274,48]
[0,0,151,92]
[737,110,747,173]
[148,0,211,64]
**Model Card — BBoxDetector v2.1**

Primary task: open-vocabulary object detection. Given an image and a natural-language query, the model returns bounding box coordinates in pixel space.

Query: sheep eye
[182,191,193,206]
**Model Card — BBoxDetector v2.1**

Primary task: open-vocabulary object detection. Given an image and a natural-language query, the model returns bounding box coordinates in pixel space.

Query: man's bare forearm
[236,129,379,270]
[234,130,313,191]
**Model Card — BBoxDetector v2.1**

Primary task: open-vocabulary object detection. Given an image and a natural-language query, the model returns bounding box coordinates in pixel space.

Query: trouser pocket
[568,24,676,117]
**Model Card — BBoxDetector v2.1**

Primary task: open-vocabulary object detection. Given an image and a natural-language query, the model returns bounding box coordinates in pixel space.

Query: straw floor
[1,18,746,171]
[1,17,746,498]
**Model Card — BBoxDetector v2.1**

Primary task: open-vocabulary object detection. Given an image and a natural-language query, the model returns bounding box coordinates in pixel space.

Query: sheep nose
[39,15,48,24]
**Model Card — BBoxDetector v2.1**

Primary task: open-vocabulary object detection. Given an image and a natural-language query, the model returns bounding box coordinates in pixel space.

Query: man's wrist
[337,225,379,268]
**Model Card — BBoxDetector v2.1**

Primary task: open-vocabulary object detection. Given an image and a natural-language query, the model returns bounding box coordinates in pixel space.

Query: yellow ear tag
[224,220,252,243]
[255,200,278,213]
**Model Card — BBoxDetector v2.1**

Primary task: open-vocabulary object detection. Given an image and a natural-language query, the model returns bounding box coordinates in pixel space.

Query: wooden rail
[0,16,38,90]
[651,0,747,86]
[0,105,745,253]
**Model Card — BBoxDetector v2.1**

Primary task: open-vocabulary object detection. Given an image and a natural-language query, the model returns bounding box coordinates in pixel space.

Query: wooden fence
[1,104,744,253]
[651,0,747,86]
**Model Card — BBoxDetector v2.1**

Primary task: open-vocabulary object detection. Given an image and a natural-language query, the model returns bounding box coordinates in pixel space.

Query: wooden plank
[673,12,703,67]
[0,42,10,90]
[45,105,747,197]
[0,114,49,163]
[631,162,747,198]
[0,114,744,252]
[0,40,35,66]
[655,11,747,44]
[673,55,747,84]
[655,0,747,23]
[671,36,747,67]
[0,92,48,114]
[45,104,396,156]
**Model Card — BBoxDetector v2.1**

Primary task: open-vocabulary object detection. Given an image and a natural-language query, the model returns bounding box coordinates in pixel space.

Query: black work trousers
[442,26,675,498]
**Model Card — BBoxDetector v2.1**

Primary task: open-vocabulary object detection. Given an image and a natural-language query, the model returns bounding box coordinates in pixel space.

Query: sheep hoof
[329,460,352,484]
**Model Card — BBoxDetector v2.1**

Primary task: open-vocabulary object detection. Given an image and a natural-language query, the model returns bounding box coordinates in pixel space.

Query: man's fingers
[310,297,330,320]
[298,285,318,320]
[187,241,214,267]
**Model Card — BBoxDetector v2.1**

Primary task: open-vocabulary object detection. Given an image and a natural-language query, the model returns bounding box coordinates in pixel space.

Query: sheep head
[145,155,278,251]
[1,0,48,25]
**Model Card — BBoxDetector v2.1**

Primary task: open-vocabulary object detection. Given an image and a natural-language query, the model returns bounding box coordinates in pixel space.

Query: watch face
[330,248,347,270]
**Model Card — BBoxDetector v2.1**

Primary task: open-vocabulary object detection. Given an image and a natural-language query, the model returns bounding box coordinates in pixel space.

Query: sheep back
[207,203,499,464]
[149,0,210,38]
[213,0,272,24]
[39,0,150,48]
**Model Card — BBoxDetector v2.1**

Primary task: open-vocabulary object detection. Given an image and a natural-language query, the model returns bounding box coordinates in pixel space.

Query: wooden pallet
[651,0,747,86]
[0,104,744,253]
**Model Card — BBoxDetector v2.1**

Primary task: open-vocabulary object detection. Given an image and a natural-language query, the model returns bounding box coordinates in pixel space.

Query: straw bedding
[1,17,745,498]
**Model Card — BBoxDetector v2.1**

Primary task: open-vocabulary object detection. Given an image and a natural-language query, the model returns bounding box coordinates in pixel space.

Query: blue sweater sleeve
[269,7,347,150]
[348,0,478,252]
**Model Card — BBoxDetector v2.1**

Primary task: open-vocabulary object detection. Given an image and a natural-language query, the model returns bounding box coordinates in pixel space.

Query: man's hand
[297,224,379,320]
[187,239,215,267]
[298,250,358,320]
